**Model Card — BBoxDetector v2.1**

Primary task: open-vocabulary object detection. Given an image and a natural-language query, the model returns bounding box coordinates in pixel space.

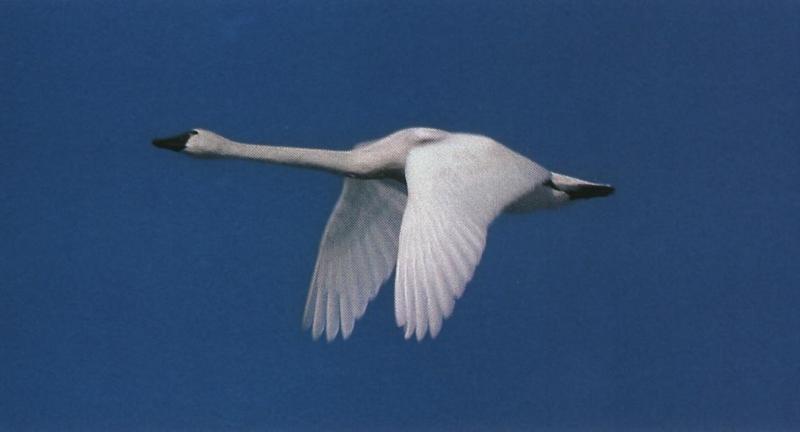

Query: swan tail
[549,172,614,200]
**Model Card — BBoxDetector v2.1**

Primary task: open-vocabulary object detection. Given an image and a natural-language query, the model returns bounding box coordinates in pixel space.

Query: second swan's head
[152,129,227,156]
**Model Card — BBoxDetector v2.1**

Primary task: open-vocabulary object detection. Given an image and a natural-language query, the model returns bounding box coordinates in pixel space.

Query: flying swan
[153,127,613,341]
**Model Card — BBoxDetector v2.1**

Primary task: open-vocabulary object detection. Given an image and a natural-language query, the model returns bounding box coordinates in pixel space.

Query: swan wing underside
[303,178,407,341]
[395,138,548,340]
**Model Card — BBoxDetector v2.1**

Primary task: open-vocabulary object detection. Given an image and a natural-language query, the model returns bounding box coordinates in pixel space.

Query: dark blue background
[2,1,798,430]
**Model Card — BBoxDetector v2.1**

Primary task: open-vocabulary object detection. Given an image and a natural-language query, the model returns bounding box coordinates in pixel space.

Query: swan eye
[189,130,199,135]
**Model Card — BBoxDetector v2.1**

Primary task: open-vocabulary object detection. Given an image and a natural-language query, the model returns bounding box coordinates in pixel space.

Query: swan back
[348,127,450,179]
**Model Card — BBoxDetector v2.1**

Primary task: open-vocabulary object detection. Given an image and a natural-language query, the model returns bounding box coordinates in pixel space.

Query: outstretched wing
[395,135,550,340]
[303,178,407,341]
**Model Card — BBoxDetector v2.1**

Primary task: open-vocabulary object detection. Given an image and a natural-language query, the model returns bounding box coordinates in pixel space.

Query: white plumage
[153,127,613,341]
[304,178,406,341]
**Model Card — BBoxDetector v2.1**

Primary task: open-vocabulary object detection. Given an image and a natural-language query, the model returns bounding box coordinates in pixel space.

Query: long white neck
[218,140,357,176]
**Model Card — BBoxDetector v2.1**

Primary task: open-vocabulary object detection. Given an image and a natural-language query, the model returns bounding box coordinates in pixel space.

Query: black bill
[152,131,194,152]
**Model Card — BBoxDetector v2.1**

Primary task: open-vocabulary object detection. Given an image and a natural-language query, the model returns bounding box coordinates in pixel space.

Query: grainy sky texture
[2,1,799,430]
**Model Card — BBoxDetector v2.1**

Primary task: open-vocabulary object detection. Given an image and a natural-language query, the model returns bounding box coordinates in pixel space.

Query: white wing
[395,135,550,340]
[303,178,407,341]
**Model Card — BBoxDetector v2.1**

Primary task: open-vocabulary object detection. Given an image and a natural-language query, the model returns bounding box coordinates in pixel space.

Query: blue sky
[2,1,799,430]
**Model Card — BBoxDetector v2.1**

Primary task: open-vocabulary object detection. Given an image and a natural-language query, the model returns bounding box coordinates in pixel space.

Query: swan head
[152,129,228,156]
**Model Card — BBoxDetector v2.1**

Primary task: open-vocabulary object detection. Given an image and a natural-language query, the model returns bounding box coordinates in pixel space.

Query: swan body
[153,127,613,341]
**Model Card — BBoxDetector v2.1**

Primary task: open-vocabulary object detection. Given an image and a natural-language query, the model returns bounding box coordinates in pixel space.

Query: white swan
[153,127,614,341]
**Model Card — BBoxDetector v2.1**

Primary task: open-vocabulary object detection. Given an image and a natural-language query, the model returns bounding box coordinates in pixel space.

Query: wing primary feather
[403,239,415,339]
[360,227,383,299]
[434,213,469,296]
[411,226,428,340]
[430,215,460,304]
[427,212,455,318]
[339,252,355,339]
[422,209,449,332]
[413,226,429,341]
[422,219,443,338]
[303,278,318,330]
[352,248,371,320]
[326,274,340,342]
[312,282,327,340]
[395,245,407,327]
[350,235,369,312]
